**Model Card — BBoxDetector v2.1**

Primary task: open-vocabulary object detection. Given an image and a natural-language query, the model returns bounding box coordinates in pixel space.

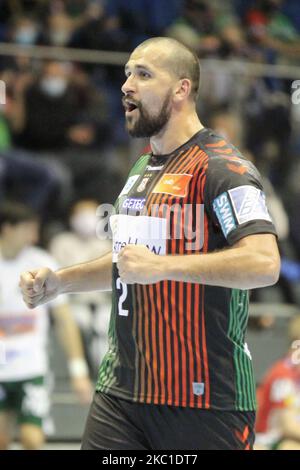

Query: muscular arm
[20,251,112,309]
[161,234,280,289]
[118,234,280,289]
[56,251,112,294]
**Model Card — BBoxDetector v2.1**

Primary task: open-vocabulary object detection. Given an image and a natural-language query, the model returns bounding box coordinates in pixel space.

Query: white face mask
[50,30,71,46]
[70,211,98,238]
[15,27,38,45]
[40,77,68,97]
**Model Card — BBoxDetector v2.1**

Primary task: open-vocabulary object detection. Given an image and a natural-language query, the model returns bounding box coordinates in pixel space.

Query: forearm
[57,251,112,294]
[161,246,279,289]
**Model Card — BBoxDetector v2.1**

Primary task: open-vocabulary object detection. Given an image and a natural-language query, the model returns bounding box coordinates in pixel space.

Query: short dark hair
[0,202,38,231]
[136,37,201,101]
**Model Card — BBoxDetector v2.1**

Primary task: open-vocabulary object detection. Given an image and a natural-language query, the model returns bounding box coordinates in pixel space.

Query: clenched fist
[19,268,61,309]
[117,244,167,284]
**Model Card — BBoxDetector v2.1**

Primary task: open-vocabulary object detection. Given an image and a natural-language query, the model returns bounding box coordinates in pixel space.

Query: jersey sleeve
[204,155,277,245]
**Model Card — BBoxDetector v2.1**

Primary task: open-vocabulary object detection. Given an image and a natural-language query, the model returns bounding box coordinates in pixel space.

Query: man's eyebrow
[124,64,153,73]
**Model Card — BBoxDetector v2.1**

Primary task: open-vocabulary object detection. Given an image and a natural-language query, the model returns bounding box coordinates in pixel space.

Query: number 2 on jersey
[116,277,129,316]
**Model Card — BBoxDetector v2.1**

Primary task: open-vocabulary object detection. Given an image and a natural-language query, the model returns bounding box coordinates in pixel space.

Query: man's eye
[140,71,150,78]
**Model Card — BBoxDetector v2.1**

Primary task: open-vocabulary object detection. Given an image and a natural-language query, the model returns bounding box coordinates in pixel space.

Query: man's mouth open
[124,100,139,115]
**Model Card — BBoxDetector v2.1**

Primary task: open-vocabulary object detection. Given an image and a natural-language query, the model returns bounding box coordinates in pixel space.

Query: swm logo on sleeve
[228,186,272,225]
[213,192,236,238]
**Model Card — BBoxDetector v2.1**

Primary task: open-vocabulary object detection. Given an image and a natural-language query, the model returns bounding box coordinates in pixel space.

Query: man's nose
[121,75,136,95]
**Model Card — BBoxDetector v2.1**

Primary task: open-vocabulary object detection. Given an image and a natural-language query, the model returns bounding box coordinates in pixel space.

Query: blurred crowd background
[0,0,300,448]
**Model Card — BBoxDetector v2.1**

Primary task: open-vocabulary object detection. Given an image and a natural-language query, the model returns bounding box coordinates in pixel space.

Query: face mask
[15,27,37,45]
[70,211,97,238]
[40,77,68,97]
[49,30,71,46]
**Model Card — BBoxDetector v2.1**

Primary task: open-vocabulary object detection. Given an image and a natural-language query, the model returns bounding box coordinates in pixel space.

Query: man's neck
[150,110,204,156]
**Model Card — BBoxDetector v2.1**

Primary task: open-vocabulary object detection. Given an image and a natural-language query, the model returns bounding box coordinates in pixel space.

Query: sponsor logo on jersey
[192,382,204,396]
[110,214,167,262]
[136,177,150,193]
[122,198,146,211]
[152,173,193,197]
[213,192,236,238]
[119,175,139,197]
[146,165,164,171]
[228,186,272,225]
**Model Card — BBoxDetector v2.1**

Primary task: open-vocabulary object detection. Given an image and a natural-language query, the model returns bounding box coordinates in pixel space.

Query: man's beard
[126,91,172,138]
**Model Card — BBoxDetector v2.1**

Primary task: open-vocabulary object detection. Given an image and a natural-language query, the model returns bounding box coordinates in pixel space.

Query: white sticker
[228,185,272,225]
[0,341,5,366]
[119,175,140,197]
[192,382,204,396]
[110,214,167,262]
[270,379,295,403]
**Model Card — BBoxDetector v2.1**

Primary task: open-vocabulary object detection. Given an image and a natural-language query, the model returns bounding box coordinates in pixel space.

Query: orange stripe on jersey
[155,282,166,404]
[193,283,202,407]
[212,148,233,155]
[166,148,207,407]
[170,280,180,405]
[135,285,146,400]
[162,279,173,406]
[141,284,153,403]
[202,210,210,409]
[147,283,160,403]
[167,150,205,406]
[205,139,226,148]
[226,163,248,175]
[185,153,208,407]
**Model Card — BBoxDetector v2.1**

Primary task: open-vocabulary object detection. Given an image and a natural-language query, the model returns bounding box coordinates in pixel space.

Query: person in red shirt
[256,316,300,450]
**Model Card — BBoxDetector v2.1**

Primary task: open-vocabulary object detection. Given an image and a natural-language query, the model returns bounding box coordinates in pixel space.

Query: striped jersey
[96,128,277,410]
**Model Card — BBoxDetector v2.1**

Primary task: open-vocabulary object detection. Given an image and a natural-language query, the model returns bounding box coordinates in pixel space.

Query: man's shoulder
[196,132,259,181]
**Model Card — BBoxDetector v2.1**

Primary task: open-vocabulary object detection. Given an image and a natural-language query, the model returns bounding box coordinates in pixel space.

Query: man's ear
[173,78,192,103]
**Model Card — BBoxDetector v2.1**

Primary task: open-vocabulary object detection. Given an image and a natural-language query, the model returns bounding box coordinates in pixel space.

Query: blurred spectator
[0,149,62,217]
[244,0,300,62]
[41,11,76,47]
[13,60,108,152]
[69,1,127,52]
[7,15,41,46]
[166,0,249,58]
[0,201,92,450]
[104,0,182,50]
[256,315,300,450]
[49,199,111,378]
[0,73,70,218]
